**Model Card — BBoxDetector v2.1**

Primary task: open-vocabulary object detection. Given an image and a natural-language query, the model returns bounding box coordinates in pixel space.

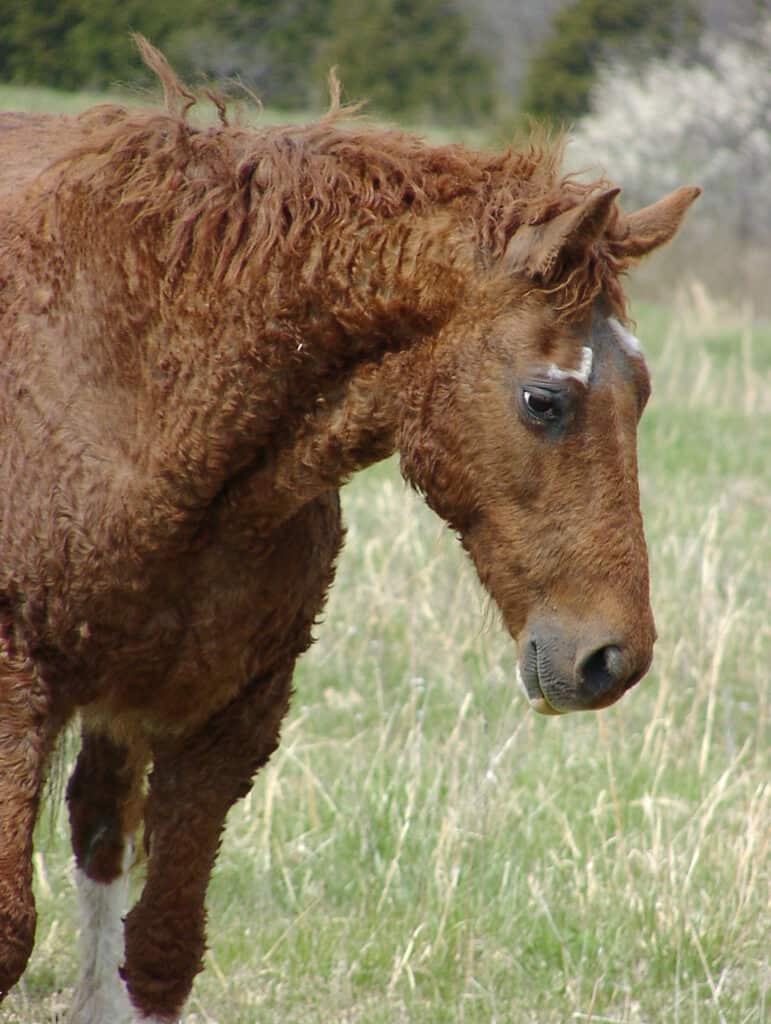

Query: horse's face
[399,185,700,714]
[401,299,654,713]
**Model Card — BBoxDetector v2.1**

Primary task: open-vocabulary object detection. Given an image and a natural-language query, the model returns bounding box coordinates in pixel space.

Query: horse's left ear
[504,187,620,281]
[618,185,701,258]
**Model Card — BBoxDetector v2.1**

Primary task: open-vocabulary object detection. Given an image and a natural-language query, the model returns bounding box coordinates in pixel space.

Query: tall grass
[0,82,308,127]
[4,293,767,1024]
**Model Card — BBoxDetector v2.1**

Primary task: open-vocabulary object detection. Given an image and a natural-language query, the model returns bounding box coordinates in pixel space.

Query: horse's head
[400,185,699,714]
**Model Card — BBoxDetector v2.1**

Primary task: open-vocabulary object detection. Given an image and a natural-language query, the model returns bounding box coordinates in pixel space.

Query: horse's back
[0,111,74,202]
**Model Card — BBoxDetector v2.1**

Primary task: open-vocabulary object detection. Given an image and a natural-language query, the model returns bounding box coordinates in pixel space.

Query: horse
[0,37,698,1024]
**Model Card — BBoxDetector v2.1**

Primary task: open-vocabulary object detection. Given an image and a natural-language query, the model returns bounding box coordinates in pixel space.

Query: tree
[164,0,333,109]
[569,20,771,244]
[318,0,494,122]
[520,0,702,123]
[0,0,204,90]
[0,0,492,123]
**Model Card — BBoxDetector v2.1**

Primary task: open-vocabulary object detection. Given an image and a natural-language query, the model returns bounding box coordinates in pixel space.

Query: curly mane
[36,37,633,322]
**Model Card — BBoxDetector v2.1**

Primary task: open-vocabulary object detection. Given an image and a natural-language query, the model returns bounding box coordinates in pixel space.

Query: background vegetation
[520,0,702,122]
[0,0,492,121]
[0,0,764,121]
[567,17,771,309]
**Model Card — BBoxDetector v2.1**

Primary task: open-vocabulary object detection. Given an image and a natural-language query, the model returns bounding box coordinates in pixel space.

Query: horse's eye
[523,389,559,422]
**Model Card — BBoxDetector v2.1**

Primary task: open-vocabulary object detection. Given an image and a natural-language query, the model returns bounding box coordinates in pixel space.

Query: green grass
[0,81,307,127]
[0,81,476,143]
[0,83,126,115]
[1,84,768,1024]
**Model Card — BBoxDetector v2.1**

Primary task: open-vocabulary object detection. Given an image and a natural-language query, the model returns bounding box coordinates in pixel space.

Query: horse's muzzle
[516,618,654,714]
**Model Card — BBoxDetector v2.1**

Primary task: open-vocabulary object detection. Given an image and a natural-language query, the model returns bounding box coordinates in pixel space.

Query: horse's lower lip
[529,694,562,715]
[515,661,562,716]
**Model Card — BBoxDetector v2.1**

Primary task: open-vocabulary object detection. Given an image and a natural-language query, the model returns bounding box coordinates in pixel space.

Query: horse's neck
[148,213,464,527]
[258,346,413,520]
[12,153,466,551]
[244,217,470,516]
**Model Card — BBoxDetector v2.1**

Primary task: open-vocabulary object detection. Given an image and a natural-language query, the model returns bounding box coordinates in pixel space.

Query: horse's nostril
[522,619,653,713]
[577,643,625,699]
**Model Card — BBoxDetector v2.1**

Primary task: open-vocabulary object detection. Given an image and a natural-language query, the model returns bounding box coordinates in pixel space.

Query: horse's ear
[618,186,701,258]
[504,187,620,281]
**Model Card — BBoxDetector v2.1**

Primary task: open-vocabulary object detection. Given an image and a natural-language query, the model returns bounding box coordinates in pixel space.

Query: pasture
[1,85,768,1024]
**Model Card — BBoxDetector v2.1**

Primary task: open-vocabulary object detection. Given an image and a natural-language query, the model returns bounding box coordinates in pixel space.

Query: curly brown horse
[0,37,698,1024]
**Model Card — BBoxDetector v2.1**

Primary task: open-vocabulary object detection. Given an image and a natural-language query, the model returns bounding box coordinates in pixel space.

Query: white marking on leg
[68,842,134,1024]
[607,316,644,357]
[546,346,593,386]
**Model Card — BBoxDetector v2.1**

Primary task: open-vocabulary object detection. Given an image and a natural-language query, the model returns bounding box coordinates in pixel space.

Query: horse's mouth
[516,653,563,716]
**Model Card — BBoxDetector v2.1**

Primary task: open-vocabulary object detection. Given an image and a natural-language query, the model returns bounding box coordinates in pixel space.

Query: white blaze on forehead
[607,316,644,357]
[545,345,593,387]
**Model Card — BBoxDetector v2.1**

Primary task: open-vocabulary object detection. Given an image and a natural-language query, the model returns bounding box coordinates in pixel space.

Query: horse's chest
[78,492,344,729]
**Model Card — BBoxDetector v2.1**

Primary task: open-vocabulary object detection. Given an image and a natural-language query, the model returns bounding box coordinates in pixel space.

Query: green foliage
[164,0,333,109]
[521,0,702,123]
[317,0,494,122]
[0,0,210,90]
[0,0,493,121]
[0,0,205,90]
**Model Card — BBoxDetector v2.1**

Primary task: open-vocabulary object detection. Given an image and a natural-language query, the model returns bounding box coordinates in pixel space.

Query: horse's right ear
[617,186,701,258]
[504,187,620,282]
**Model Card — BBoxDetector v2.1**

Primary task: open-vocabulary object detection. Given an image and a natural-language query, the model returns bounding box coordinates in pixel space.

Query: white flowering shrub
[569,23,771,245]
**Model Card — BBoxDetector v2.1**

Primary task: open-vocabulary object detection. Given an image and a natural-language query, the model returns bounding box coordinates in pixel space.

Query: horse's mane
[41,37,633,321]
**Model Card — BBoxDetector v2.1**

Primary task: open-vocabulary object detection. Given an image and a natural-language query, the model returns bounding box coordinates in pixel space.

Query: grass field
[0,81,304,126]
[1,84,769,1024]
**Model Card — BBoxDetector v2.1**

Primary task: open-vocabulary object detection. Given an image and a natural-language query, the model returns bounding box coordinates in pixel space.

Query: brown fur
[0,39,698,1020]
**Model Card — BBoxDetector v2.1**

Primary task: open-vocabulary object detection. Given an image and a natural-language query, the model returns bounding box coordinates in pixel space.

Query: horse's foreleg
[66,724,148,1024]
[0,661,53,999]
[122,665,293,1022]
